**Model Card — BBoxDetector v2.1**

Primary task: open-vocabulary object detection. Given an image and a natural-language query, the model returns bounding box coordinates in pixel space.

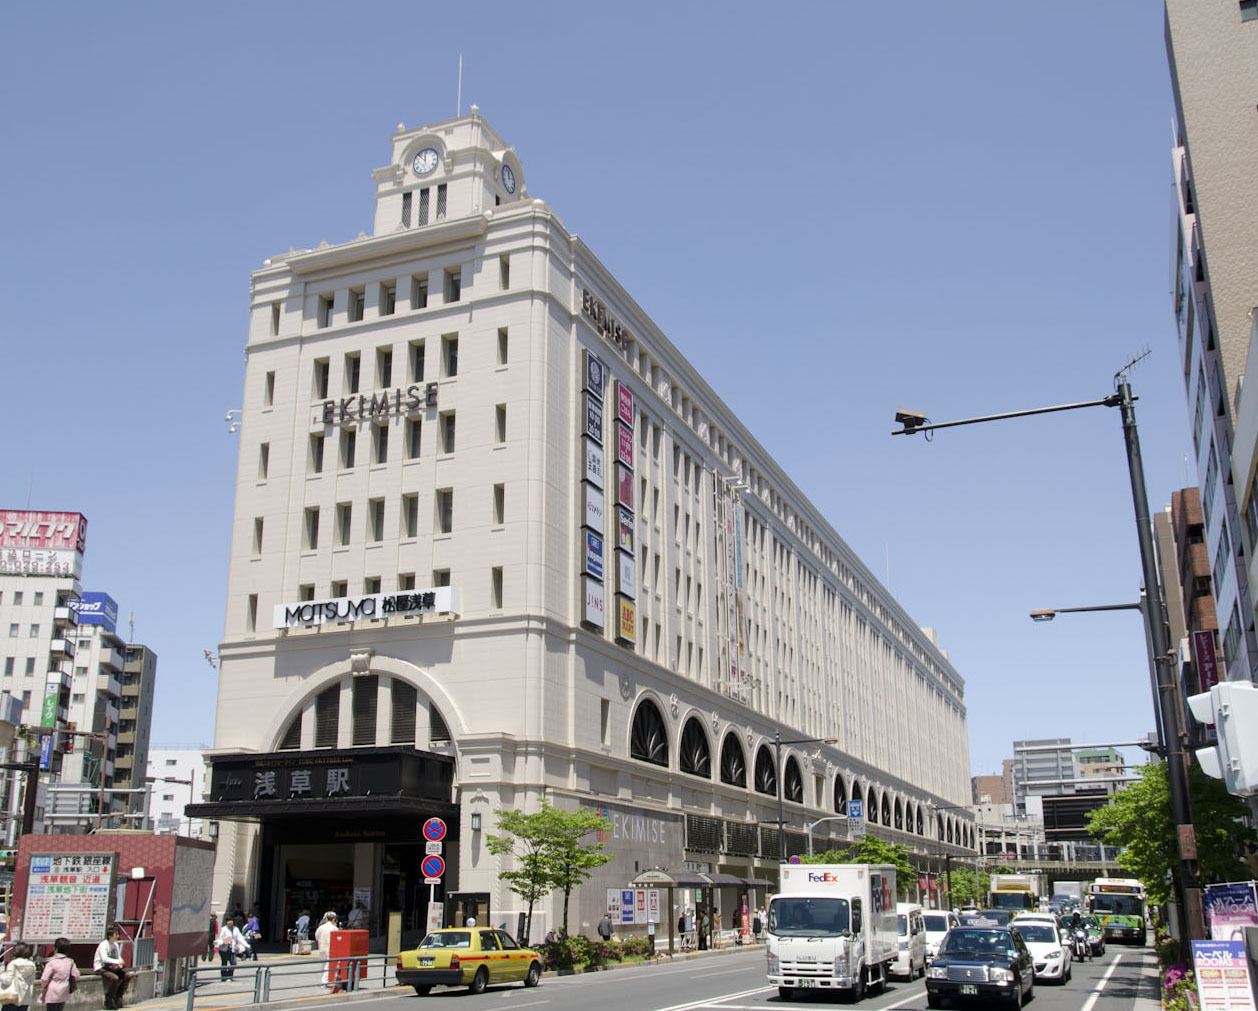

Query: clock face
[501,163,516,194]
[412,148,439,177]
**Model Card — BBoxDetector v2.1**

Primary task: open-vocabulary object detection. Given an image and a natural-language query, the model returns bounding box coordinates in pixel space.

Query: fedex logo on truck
[806,872,844,884]
[871,874,892,913]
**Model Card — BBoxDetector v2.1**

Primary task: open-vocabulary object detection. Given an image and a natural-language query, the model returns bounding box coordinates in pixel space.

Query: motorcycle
[1071,925,1090,962]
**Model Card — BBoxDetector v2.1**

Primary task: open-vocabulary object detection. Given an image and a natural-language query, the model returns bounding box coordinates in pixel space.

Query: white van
[893,902,927,978]
[922,908,959,960]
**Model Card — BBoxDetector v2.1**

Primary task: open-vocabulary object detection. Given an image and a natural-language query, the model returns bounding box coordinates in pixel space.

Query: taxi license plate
[797,979,817,988]
[419,957,434,967]
[960,985,978,995]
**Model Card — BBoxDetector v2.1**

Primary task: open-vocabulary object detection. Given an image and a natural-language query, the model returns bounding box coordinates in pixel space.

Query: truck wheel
[468,968,488,995]
[873,966,887,994]
[778,987,794,1000]
[851,967,866,1000]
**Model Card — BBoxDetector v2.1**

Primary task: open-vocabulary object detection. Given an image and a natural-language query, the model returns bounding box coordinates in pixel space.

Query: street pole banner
[1204,883,1258,941]
[1192,940,1256,1011]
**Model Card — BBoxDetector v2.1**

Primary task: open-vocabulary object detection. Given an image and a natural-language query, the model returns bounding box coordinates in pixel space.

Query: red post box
[327,929,369,984]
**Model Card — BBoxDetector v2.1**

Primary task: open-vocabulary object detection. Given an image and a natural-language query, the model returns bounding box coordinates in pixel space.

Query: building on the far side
[146,747,207,838]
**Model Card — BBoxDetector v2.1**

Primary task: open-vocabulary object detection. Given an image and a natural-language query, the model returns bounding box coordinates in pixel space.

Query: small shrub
[619,935,657,958]
[565,934,596,967]
[1157,934,1189,968]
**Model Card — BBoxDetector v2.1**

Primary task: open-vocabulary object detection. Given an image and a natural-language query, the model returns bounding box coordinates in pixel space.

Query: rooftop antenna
[456,54,463,116]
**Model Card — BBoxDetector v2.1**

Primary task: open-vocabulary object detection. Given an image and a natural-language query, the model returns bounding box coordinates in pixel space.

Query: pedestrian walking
[38,938,79,1011]
[596,913,614,942]
[698,909,709,951]
[216,917,248,980]
[94,925,131,1009]
[207,913,218,961]
[243,913,261,960]
[315,910,341,993]
[0,942,37,1011]
[753,908,763,941]
[294,910,310,940]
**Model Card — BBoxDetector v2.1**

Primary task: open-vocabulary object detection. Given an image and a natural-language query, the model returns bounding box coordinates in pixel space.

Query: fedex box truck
[767,864,898,1000]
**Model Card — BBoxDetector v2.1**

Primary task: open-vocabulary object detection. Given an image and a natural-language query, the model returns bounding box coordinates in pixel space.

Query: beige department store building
[195,110,974,944]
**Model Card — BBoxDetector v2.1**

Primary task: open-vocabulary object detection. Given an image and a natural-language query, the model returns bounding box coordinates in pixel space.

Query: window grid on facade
[436,184,447,220]
[369,498,385,542]
[349,289,365,323]
[314,359,330,399]
[337,503,352,546]
[303,508,319,550]
[340,429,356,469]
[409,340,425,382]
[443,335,458,377]
[381,284,396,315]
[436,490,453,534]
[402,494,419,538]
[497,328,508,365]
[345,353,361,394]
[495,404,506,443]
[406,419,422,459]
[258,443,269,479]
[493,484,505,525]
[418,188,429,226]
[376,347,392,387]
[430,703,451,743]
[309,434,325,474]
[440,412,455,454]
[352,674,378,746]
[264,371,275,405]
[444,269,459,303]
[314,686,339,748]
[491,567,503,609]
[373,424,388,465]
[391,680,417,743]
[252,517,264,554]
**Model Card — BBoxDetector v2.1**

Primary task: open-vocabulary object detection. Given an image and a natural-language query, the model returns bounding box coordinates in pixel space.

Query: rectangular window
[336,502,352,546]
[440,412,456,453]
[436,183,447,220]
[373,425,389,465]
[258,442,270,479]
[493,483,505,525]
[364,576,381,594]
[398,573,416,591]
[303,508,320,550]
[436,489,453,534]
[6,625,16,637]
[331,580,348,598]
[409,340,425,382]
[433,568,451,587]
[315,686,339,748]
[309,433,325,474]
[252,517,264,554]
[443,335,458,376]
[314,358,330,399]
[369,498,385,542]
[412,275,429,309]
[495,404,507,444]
[25,657,35,674]
[352,673,379,746]
[418,188,430,226]
[344,352,361,394]
[402,493,419,538]
[299,583,316,601]
[349,289,365,323]
[318,294,333,328]
[246,594,258,632]
[340,429,357,469]
[491,566,503,609]
[264,371,276,405]
[270,304,281,337]
[2,658,11,676]
[1244,1,1258,23]
[406,418,422,459]
[499,255,510,290]
[401,191,412,226]
[391,679,417,743]
[381,283,396,316]
[1214,521,1232,590]
[497,327,508,365]
[377,346,393,387]
[1224,602,1243,667]
[10,594,18,605]
[444,268,460,303]
[600,699,610,745]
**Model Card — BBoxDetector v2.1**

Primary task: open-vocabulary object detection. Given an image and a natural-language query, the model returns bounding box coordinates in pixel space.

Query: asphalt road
[312,943,1160,1011]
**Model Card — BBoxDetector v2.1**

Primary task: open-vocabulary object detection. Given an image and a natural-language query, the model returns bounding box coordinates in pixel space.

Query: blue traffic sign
[423,818,447,842]
[422,854,446,878]
[847,799,864,819]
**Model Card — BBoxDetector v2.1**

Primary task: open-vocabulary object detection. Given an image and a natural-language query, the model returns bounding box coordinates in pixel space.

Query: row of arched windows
[628,699,974,847]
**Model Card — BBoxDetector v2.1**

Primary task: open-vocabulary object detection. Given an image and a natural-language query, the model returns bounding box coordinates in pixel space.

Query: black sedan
[926,926,1035,1008]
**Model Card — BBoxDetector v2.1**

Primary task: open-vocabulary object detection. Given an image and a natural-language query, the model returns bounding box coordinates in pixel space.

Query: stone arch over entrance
[259,653,467,752]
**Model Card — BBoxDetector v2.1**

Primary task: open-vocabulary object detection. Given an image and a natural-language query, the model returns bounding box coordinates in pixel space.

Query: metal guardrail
[186,955,398,1010]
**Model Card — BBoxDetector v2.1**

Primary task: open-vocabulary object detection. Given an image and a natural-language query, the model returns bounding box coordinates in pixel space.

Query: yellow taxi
[395,926,543,995]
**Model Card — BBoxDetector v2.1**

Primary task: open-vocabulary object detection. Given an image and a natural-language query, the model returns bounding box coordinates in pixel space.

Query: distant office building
[1012,739,1076,815]
[1166,0,1258,683]
[972,766,1013,806]
[1075,747,1126,794]
[146,748,206,838]
[118,645,157,801]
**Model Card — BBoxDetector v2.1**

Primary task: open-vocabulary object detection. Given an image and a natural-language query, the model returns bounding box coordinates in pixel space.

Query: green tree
[1087,761,1256,906]
[805,836,917,896]
[485,802,615,940]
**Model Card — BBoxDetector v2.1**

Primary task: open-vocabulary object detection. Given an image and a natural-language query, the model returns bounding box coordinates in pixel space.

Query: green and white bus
[1086,878,1147,944]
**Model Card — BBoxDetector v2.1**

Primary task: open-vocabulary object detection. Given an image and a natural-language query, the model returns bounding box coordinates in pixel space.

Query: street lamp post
[806,816,849,857]
[893,376,1203,940]
[772,731,839,863]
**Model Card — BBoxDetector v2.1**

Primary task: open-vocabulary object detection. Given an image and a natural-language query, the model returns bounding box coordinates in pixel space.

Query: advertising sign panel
[584,393,603,444]
[274,587,458,629]
[583,438,604,489]
[616,380,634,427]
[584,578,605,628]
[647,889,661,923]
[71,592,119,633]
[1193,630,1221,694]
[620,889,634,926]
[617,551,635,599]
[635,889,647,925]
[1192,940,1256,1011]
[617,506,634,553]
[583,350,606,401]
[583,485,604,532]
[1204,883,1258,941]
[617,465,634,509]
[617,422,633,470]
[23,853,115,941]
[617,598,636,644]
[0,511,87,579]
[585,531,605,581]
[606,889,622,919]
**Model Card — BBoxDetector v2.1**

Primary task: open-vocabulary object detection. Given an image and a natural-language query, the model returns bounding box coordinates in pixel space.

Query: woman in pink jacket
[39,938,79,1011]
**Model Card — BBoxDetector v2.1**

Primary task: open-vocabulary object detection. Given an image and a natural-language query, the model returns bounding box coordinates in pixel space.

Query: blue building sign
[71,592,118,633]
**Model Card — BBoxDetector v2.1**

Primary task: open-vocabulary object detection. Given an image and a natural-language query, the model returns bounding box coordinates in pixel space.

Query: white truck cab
[766,864,898,1000]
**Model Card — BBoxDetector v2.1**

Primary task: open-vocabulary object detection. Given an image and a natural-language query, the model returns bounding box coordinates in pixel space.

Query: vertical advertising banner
[617,598,636,644]
[584,393,603,444]
[615,381,634,427]
[1192,940,1256,1011]
[617,422,633,469]
[584,350,606,401]
[617,465,634,509]
[583,438,604,489]
[617,506,634,553]
[1193,630,1220,694]
[584,578,605,628]
[1204,883,1258,941]
[620,889,635,926]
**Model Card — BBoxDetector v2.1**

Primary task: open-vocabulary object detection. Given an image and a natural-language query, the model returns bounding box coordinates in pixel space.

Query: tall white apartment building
[146,747,207,838]
[196,111,973,942]
[1166,0,1258,684]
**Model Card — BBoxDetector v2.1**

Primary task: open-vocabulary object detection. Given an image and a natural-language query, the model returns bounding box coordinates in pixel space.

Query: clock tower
[371,105,526,236]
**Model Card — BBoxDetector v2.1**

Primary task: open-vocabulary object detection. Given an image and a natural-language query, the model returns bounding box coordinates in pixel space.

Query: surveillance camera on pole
[1186,680,1258,797]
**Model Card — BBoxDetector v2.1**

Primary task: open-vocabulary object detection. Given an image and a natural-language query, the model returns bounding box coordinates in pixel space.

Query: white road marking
[1079,952,1125,1011]
[693,969,744,978]
[651,985,775,1011]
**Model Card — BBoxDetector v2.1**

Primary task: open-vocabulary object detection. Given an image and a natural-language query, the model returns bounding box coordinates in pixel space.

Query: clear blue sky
[1,2,1188,777]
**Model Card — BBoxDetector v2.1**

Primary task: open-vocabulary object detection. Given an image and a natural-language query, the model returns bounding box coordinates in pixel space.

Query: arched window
[315,685,339,748]
[754,745,777,796]
[630,699,669,767]
[783,756,803,804]
[679,718,711,778]
[867,786,878,824]
[720,734,746,788]
[915,805,924,835]
[946,820,954,844]
[278,713,301,750]
[881,793,891,827]
[833,775,847,813]
[894,798,903,830]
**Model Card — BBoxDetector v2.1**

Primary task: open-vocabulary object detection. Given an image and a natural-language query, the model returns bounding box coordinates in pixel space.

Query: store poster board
[22,852,116,941]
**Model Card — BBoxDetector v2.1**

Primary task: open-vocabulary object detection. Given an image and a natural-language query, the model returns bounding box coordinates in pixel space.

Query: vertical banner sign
[1192,940,1256,1011]
[741,893,751,941]
[724,491,738,691]
[39,674,60,771]
[1204,883,1258,941]
[584,531,605,580]
[635,889,647,925]
[618,598,636,643]
[580,352,606,631]
[1193,629,1220,695]
[647,889,661,923]
[620,889,635,926]
[606,889,622,919]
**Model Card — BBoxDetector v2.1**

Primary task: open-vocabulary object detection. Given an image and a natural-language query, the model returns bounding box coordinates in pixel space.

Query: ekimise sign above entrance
[274,587,459,629]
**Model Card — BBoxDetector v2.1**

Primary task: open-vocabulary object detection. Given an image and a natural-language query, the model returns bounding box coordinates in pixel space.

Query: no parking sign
[422,854,445,884]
